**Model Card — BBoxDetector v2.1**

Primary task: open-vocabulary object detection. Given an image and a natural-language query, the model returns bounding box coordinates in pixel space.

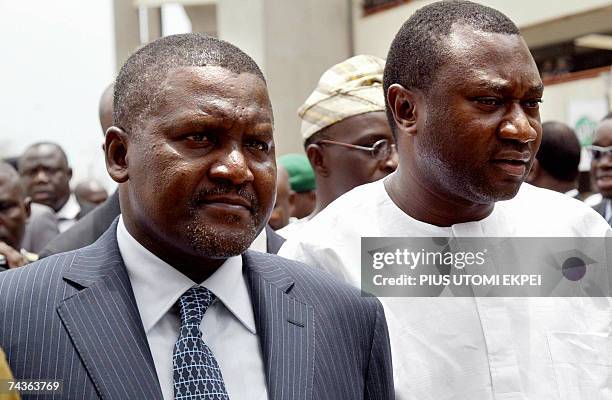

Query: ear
[387,83,419,136]
[105,126,130,183]
[66,167,73,180]
[306,144,329,177]
[24,197,31,220]
[526,159,540,183]
[288,190,296,208]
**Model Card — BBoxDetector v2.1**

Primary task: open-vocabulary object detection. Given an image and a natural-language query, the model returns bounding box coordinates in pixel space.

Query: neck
[310,176,341,217]
[385,170,494,227]
[311,192,332,218]
[122,219,224,284]
[54,192,71,212]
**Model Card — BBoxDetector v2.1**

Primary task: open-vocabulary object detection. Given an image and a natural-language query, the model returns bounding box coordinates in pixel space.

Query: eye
[187,133,209,142]
[523,99,542,109]
[476,97,502,106]
[246,139,269,152]
[185,133,216,146]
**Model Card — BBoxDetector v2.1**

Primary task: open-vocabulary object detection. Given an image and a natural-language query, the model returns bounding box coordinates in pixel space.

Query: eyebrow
[473,80,544,93]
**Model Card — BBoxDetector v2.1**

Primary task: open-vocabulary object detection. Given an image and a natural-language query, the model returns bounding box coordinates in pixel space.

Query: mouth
[490,152,531,177]
[490,159,529,177]
[197,195,253,213]
[31,191,53,200]
[596,174,612,189]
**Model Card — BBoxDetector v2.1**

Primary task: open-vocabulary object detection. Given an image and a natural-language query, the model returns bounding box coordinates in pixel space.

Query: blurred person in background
[589,112,612,224]
[278,153,316,219]
[74,179,109,218]
[279,55,397,239]
[527,121,581,197]
[3,158,59,254]
[268,163,294,230]
[18,142,79,232]
[0,162,38,271]
[39,84,122,258]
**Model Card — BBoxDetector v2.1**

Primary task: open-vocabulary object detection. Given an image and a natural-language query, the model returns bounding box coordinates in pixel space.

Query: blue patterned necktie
[173,286,230,400]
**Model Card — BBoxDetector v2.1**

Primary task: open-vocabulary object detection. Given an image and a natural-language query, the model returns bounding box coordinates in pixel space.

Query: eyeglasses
[316,139,396,160]
[586,145,612,160]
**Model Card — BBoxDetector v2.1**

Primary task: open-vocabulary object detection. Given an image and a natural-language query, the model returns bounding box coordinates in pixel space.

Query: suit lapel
[244,251,315,400]
[57,222,163,400]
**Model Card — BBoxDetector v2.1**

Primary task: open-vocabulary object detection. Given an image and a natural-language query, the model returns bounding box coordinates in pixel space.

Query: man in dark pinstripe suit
[0,34,394,399]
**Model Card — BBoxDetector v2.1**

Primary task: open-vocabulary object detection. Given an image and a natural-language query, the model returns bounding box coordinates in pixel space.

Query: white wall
[212,0,351,156]
[0,0,117,191]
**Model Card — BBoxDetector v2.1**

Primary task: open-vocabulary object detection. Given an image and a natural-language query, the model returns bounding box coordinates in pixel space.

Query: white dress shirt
[56,194,80,232]
[117,217,268,400]
[279,178,612,400]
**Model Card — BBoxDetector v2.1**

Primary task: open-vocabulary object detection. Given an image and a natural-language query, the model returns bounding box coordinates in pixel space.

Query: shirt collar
[116,216,257,335]
[56,194,80,221]
[249,226,267,252]
[564,188,579,198]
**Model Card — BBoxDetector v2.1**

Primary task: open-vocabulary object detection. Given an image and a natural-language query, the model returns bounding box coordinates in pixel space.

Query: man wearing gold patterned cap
[278,55,397,238]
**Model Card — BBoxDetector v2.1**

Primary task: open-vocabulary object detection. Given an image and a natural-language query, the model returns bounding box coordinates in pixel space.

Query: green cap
[278,154,316,192]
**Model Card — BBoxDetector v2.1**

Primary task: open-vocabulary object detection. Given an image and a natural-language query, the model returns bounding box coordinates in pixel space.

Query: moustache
[190,184,259,213]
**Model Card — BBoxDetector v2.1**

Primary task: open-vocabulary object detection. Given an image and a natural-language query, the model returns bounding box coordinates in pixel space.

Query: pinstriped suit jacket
[0,221,394,400]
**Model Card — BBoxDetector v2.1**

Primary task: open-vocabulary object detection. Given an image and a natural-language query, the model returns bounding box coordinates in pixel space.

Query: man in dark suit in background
[590,113,612,224]
[0,34,393,400]
[38,84,121,258]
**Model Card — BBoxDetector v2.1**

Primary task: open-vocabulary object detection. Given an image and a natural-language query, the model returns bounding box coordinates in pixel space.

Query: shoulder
[502,183,610,234]
[278,182,387,283]
[0,250,76,291]
[245,251,383,313]
[282,180,385,248]
[29,203,57,219]
[39,198,120,258]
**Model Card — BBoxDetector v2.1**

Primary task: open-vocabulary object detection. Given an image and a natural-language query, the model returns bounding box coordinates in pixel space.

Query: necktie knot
[178,286,215,325]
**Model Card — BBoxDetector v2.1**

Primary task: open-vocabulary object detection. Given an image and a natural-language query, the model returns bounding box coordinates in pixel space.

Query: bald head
[527,121,580,193]
[75,180,108,205]
[0,162,23,193]
[99,84,114,135]
[0,162,30,249]
[18,142,72,212]
[537,121,580,182]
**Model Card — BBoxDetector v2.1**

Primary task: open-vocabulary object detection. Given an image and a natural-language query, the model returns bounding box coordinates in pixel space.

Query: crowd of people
[0,1,611,399]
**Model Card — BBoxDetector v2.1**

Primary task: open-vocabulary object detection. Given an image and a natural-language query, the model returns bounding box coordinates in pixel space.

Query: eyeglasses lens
[590,147,612,160]
[372,140,390,160]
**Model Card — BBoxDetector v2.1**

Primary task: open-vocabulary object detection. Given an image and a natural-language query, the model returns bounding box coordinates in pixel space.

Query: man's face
[0,175,29,250]
[291,191,316,219]
[413,25,543,204]
[591,119,612,198]
[19,145,72,212]
[321,111,397,196]
[269,167,293,230]
[122,66,275,260]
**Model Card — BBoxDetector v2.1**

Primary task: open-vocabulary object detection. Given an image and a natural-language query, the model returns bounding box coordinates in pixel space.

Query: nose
[208,147,254,185]
[498,103,538,143]
[32,169,50,184]
[380,145,398,173]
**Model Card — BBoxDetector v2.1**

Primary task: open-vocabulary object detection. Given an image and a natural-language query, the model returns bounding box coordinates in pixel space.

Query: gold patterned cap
[298,55,386,142]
